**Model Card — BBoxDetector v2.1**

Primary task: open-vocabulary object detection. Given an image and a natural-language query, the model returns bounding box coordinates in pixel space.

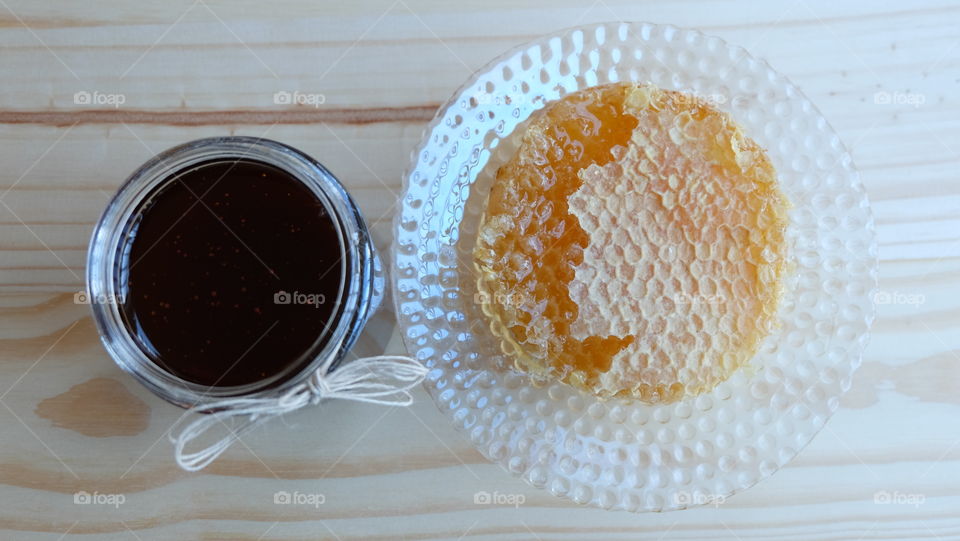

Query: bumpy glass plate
[392,22,877,512]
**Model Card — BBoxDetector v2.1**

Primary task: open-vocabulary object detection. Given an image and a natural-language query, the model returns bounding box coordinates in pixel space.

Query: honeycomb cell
[474,82,788,403]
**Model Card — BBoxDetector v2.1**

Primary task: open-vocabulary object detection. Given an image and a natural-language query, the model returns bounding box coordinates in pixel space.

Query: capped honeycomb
[473,82,789,403]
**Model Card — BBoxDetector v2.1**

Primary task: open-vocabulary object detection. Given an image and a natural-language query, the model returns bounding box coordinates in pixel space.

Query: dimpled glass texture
[392,22,877,512]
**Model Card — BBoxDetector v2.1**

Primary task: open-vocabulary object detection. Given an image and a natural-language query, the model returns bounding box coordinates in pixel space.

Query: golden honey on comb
[474,82,788,403]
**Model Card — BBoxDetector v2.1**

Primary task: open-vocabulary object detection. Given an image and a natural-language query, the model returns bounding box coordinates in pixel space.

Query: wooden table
[0,0,956,539]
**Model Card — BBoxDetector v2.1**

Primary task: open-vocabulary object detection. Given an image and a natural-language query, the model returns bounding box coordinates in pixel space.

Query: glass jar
[87,136,382,408]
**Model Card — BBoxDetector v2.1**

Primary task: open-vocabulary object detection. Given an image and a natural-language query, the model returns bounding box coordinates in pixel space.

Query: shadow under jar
[87,137,381,407]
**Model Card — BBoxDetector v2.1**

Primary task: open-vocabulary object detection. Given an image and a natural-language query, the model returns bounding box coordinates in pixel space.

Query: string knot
[307,371,332,404]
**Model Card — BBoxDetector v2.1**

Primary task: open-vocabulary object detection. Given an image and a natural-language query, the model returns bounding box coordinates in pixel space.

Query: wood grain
[0,0,958,539]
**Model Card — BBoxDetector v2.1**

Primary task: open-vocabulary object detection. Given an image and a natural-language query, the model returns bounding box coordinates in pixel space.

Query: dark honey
[119,158,345,388]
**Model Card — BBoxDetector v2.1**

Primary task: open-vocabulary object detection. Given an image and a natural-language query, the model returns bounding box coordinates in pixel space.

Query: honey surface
[473,83,788,403]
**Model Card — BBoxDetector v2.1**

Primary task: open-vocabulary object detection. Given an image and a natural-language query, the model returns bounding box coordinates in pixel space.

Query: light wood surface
[0,0,957,539]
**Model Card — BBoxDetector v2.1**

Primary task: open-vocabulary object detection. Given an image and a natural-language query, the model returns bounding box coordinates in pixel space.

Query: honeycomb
[473,82,789,403]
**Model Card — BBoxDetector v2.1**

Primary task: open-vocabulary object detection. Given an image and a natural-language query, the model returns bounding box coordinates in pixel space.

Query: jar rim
[87,136,378,408]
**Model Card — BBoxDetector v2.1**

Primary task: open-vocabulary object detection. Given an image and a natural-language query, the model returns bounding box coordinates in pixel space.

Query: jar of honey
[87,137,382,407]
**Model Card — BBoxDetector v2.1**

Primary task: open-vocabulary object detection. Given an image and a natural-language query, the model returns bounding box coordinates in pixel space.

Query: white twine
[168,355,428,471]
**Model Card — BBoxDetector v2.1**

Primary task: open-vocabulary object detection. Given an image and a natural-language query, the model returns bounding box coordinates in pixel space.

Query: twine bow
[168,355,428,471]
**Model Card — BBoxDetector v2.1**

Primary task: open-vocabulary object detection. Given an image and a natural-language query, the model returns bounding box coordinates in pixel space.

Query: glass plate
[392,21,877,512]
